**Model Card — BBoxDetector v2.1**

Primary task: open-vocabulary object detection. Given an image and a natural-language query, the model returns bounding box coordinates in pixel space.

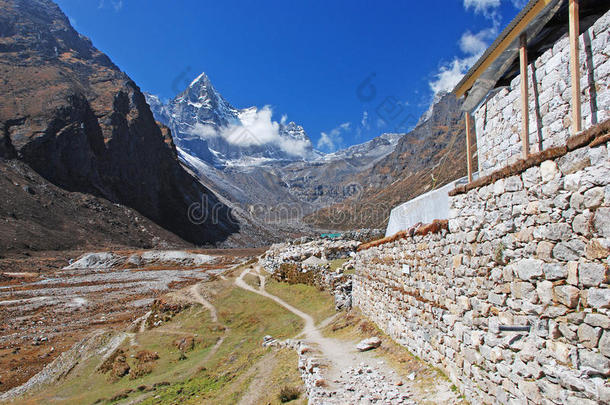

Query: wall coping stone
[450,119,610,196]
[357,219,448,251]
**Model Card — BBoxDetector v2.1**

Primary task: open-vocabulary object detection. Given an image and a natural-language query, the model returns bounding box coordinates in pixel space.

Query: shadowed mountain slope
[0,0,242,248]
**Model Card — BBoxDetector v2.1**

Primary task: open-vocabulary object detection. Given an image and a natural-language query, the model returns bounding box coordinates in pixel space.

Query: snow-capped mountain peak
[189,71,211,88]
[145,72,318,167]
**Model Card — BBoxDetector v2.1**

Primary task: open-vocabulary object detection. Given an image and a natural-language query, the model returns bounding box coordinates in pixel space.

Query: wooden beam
[465,113,474,183]
[569,0,582,134]
[520,33,530,158]
[455,0,553,98]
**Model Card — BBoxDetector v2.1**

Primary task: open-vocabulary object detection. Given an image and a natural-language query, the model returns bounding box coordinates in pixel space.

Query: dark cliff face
[0,0,238,246]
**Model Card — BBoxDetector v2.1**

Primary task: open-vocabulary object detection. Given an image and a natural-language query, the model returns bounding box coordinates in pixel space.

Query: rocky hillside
[0,0,244,249]
[0,159,191,252]
[304,92,473,230]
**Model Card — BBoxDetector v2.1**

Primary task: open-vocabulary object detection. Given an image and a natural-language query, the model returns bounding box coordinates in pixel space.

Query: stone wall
[475,9,610,176]
[353,138,610,403]
[260,239,359,274]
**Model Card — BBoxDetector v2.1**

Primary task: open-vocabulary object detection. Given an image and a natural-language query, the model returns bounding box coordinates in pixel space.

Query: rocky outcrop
[0,0,238,247]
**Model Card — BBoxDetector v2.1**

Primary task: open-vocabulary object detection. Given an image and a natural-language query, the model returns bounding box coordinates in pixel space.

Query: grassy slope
[264,279,336,324]
[17,275,310,405]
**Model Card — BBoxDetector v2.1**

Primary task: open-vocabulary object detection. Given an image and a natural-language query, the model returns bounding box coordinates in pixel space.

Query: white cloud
[190,123,218,139]
[511,0,528,9]
[317,132,335,151]
[189,106,312,157]
[459,28,495,55]
[98,0,123,11]
[429,56,478,95]
[428,5,499,95]
[463,0,500,17]
[317,122,350,152]
[361,111,369,129]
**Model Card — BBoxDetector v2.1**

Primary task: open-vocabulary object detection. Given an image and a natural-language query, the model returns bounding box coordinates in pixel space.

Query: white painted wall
[385,177,467,237]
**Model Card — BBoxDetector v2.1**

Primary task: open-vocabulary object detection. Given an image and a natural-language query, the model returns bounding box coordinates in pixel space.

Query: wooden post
[519,33,530,158]
[569,0,582,134]
[465,113,474,183]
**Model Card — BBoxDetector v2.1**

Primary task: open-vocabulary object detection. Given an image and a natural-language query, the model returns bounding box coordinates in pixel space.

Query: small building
[454,0,609,178]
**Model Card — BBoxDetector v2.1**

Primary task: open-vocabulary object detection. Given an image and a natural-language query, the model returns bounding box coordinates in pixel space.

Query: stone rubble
[260,239,360,273]
[267,337,416,405]
[65,250,216,269]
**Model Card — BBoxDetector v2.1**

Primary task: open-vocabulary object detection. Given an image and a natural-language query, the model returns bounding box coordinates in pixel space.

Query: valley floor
[0,249,464,404]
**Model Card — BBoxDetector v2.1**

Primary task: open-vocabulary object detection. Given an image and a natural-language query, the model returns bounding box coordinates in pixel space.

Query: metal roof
[453,0,610,111]
[453,0,544,97]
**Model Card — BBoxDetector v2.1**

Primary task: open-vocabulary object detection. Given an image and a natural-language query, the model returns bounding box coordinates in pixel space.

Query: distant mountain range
[145,73,468,230]
[0,0,469,251]
[144,74,414,224]
[306,91,471,230]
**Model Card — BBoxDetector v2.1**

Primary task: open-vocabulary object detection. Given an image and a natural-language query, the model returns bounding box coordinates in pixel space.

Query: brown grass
[135,350,159,363]
[278,385,302,402]
[129,362,155,380]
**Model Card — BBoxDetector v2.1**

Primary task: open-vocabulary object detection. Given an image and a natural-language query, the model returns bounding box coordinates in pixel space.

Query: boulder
[356,337,382,352]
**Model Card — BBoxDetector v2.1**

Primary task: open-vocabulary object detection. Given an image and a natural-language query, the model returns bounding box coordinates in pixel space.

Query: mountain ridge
[145,72,320,168]
[304,92,472,230]
[0,0,263,249]
[145,72,412,224]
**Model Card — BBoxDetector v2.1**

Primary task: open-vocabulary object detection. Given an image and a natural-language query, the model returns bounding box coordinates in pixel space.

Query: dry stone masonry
[262,237,361,310]
[260,238,359,273]
[475,9,610,176]
[353,136,610,404]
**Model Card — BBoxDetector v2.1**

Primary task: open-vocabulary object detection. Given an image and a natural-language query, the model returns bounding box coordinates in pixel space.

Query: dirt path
[188,283,218,323]
[237,266,372,372]
[126,281,229,405]
[235,352,277,405]
[235,266,418,404]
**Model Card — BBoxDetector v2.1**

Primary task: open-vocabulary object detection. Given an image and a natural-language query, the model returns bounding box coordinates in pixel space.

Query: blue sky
[55,0,526,151]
